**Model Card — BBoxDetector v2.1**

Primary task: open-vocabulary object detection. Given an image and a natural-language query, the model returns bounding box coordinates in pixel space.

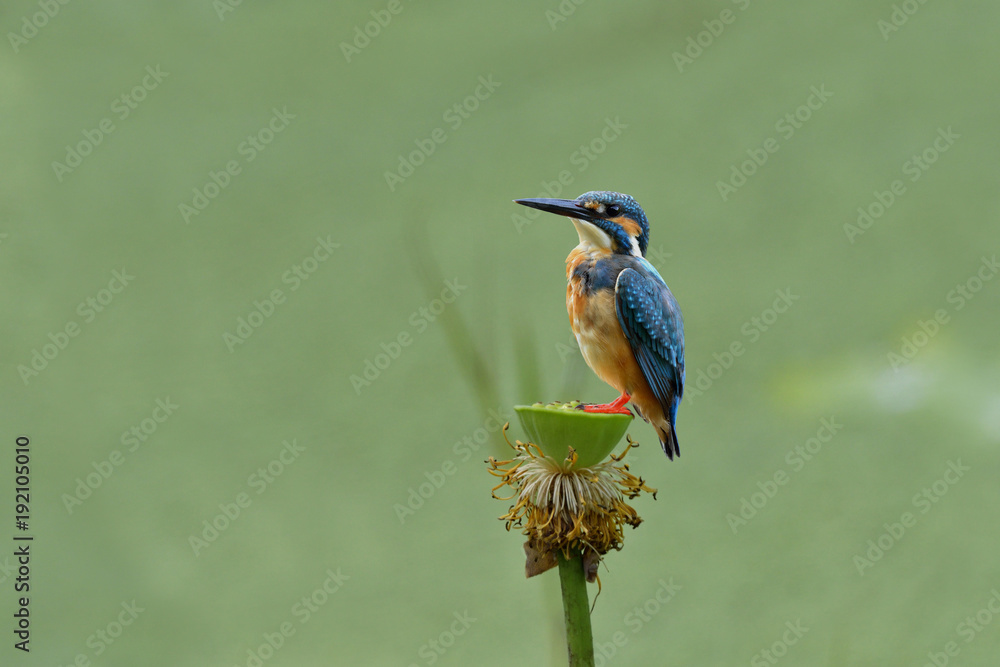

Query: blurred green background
[3,1,999,665]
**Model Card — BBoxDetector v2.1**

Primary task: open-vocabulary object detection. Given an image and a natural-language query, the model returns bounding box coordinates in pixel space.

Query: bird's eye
[605,204,620,217]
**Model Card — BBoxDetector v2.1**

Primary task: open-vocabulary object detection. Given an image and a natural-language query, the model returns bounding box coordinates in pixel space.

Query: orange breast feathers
[565,253,649,402]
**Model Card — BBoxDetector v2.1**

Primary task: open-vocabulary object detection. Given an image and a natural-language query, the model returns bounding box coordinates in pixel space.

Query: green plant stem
[557,551,595,667]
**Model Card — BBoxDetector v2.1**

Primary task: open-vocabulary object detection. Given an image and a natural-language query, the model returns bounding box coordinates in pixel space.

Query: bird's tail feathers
[658,423,680,460]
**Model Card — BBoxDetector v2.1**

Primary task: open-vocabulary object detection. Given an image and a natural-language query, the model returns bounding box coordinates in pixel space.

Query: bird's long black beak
[514,198,595,221]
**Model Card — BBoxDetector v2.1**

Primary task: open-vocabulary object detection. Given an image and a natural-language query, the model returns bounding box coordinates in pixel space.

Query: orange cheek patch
[612,217,642,238]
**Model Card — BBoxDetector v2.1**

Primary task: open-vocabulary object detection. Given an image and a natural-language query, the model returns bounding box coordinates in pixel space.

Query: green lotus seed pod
[514,403,632,468]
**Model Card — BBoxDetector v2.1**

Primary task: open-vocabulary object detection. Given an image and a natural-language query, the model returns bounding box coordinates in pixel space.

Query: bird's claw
[581,403,633,416]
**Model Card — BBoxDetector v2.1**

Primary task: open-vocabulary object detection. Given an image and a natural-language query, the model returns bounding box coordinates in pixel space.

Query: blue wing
[614,261,685,457]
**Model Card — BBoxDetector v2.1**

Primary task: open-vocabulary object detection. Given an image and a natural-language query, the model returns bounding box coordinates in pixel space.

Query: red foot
[582,393,632,415]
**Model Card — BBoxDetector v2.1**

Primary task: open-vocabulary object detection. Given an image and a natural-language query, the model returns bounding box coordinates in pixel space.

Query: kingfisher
[514,191,685,459]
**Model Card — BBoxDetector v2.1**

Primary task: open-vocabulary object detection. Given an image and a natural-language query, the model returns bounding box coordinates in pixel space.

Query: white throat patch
[571,218,612,251]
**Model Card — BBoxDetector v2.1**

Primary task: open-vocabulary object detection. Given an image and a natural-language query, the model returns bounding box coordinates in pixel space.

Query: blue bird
[515,191,685,459]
